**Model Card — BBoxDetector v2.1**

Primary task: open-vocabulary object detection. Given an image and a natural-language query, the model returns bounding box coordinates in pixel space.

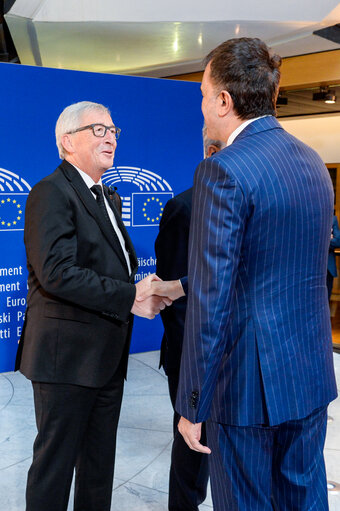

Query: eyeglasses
[67,123,121,139]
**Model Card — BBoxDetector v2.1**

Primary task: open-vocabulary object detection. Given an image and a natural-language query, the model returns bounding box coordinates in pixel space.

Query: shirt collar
[227,115,269,146]
[72,164,103,189]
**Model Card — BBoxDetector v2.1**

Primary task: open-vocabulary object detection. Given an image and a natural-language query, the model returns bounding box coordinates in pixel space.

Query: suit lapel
[103,186,138,272]
[59,161,131,271]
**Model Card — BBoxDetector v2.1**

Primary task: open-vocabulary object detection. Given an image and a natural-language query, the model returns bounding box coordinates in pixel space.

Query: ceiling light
[325,92,336,104]
[312,87,337,104]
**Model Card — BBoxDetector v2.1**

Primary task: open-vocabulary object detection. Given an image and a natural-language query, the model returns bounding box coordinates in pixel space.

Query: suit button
[190,390,199,409]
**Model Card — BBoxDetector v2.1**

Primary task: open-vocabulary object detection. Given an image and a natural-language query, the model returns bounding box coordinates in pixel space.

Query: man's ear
[207,144,219,157]
[61,133,74,154]
[217,90,232,117]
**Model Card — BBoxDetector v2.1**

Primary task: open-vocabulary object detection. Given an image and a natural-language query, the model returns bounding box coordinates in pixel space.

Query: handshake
[131,274,185,320]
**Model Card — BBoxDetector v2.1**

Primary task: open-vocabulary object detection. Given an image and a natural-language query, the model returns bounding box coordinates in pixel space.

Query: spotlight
[325,92,337,104]
[312,87,337,104]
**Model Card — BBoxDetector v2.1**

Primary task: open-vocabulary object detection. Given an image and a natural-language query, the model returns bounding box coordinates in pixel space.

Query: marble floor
[0,350,339,510]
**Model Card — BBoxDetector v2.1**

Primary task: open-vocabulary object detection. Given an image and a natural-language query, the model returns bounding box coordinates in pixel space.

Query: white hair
[202,123,226,158]
[55,101,111,159]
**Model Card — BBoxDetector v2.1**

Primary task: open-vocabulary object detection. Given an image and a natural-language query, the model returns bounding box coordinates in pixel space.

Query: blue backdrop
[0,62,202,373]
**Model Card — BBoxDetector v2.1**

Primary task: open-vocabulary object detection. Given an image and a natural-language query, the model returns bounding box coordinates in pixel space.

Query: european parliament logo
[102,166,174,227]
[0,168,31,232]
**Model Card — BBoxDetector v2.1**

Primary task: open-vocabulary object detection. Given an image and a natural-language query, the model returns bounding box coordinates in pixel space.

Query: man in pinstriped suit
[174,38,338,510]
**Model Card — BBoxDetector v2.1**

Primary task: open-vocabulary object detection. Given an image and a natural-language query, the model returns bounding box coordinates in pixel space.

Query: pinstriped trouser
[206,406,328,511]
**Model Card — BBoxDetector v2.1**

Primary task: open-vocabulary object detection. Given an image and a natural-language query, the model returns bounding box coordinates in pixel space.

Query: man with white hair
[154,127,226,511]
[16,101,170,511]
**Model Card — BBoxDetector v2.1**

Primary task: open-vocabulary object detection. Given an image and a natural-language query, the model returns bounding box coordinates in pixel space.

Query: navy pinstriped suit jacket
[176,116,338,427]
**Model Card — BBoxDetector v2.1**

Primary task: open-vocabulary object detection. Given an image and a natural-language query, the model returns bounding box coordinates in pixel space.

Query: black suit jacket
[16,160,138,387]
[155,188,192,375]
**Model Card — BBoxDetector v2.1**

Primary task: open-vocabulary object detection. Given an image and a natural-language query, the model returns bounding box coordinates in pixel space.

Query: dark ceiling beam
[0,0,19,62]
[0,0,8,60]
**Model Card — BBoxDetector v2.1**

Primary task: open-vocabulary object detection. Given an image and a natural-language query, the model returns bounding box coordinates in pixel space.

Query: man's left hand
[137,279,185,302]
[178,417,211,454]
[134,274,173,307]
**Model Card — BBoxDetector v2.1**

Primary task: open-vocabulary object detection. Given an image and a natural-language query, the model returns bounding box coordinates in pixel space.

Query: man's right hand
[131,274,172,319]
[136,279,185,302]
[131,294,168,319]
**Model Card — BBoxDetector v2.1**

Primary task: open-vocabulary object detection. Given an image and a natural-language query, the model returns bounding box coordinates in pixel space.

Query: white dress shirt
[227,115,268,146]
[75,166,132,275]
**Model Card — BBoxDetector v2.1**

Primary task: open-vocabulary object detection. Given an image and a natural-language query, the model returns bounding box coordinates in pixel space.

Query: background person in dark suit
[174,38,337,510]
[155,127,226,511]
[15,101,171,511]
[327,214,340,300]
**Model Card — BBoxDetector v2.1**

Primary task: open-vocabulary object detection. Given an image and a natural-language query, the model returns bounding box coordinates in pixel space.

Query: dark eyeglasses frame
[67,123,121,139]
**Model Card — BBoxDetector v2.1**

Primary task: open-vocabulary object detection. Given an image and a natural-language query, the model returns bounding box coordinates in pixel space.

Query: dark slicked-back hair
[204,38,282,120]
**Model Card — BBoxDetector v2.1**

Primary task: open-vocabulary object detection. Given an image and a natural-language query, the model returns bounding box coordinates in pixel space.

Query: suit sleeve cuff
[180,276,188,294]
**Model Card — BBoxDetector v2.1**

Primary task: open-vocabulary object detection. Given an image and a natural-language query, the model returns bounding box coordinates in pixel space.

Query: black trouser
[167,372,209,511]
[327,271,334,301]
[26,365,124,511]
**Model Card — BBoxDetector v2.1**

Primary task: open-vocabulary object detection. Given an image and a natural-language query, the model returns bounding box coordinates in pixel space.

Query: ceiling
[276,85,340,118]
[3,1,340,118]
[4,0,340,77]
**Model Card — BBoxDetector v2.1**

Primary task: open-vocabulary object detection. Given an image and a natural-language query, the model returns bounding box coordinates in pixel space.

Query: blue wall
[0,62,202,373]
